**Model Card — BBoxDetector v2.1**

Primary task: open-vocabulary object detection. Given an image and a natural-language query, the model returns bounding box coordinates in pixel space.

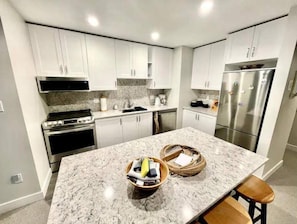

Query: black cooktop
[46,109,92,121]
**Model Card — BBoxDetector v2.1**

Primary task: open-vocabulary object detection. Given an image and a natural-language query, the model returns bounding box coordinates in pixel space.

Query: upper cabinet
[225,17,287,64]
[115,40,148,79]
[191,40,225,90]
[86,35,117,90]
[147,46,173,89]
[29,24,88,77]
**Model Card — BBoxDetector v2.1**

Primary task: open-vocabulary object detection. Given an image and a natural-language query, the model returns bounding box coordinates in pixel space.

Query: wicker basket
[160,144,206,176]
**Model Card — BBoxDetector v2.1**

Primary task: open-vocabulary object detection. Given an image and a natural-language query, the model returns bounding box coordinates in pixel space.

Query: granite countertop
[47,127,267,224]
[183,106,218,117]
[93,105,177,120]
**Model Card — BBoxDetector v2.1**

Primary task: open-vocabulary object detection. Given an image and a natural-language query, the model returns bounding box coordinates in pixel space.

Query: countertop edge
[93,105,177,120]
[183,106,218,117]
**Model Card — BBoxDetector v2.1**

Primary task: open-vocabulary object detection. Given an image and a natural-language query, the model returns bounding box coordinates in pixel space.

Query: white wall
[0,19,41,211]
[166,47,182,126]
[166,46,197,128]
[0,0,50,197]
[178,47,197,128]
[256,5,297,178]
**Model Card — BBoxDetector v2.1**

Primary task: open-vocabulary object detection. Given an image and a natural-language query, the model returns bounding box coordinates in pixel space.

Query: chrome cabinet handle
[136,116,138,122]
[246,48,250,58]
[134,69,136,76]
[64,65,68,74]
[60,65,63,74]
[195,114,197,120]
[251,47,256,57]
[139,116,141,122]
[120,118,122,125]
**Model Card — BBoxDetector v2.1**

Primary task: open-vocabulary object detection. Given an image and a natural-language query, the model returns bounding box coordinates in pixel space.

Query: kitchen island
[47,127,267,224]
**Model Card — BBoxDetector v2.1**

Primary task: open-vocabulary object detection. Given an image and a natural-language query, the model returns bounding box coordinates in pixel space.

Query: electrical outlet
[11,173,23,184]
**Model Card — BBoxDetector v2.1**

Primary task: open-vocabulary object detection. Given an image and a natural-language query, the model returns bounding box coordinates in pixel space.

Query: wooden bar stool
[234,175,275,224]
[193,196,252,224]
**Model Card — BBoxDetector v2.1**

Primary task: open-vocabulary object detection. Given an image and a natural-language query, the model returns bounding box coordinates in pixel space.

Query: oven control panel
[42,116,94,129]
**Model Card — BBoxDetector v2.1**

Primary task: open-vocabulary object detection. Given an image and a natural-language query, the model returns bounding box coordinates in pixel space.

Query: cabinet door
[28,25,64,76]
[149,47,173,89]
[182,110,198,129]
[138,113,153,138]
[122,115,139,142]
[132,43,148,78]
[191,45,210,89]
[225,27,254,64]
[86,35,117,90]
[59,30,88,77]
[197,113,216,136]
[115,40,133,78]
[251,17,287,61]
[95,118,123,148]
[208,41,225,90]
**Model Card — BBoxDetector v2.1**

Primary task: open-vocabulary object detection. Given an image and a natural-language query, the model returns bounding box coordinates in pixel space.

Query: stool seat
[203,196,252,224]
[234,175,275,224]
[236,175,274,204]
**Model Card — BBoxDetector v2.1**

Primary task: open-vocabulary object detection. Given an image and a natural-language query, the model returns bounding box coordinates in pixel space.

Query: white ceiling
[9,0,295,48]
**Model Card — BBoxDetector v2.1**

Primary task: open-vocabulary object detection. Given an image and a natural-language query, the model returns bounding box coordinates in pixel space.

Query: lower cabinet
[96,113,152,148]
[182,109,216,135]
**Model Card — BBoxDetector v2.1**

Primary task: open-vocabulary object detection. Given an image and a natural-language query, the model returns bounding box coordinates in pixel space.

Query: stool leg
[232,191,240,200]
[248,201,256,221]
[261,204,267,224]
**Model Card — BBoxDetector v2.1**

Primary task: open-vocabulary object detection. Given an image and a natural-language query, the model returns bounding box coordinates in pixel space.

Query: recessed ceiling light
[87,16,99,27]
[199,0,213,15]
[151,32,160,41]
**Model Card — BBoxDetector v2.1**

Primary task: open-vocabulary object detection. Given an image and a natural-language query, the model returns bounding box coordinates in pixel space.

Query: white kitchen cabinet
[86,35,117,90]
[225,17,287,64]
[122,115,139,142]
[29,25,63,76]
[115,40,148,79]
[29,24,88,77]
[147,47,173,89]
[95,117,123,148]
[191,41,225,90]
[122,113,152,141]
[138,113,153,138]
[95,113,152,148]
[182,109,216,135]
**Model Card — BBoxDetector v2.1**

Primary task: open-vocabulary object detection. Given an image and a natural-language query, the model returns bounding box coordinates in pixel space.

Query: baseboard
[286,143,297,153]
[41,168,52,197]
[262,160,284,181]
[0,191,43,215]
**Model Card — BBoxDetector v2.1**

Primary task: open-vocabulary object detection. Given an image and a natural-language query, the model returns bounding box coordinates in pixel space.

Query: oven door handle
[46,124,95,136]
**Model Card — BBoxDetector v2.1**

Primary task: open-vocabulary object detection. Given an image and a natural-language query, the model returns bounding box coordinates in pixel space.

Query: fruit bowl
[125,157,169,191]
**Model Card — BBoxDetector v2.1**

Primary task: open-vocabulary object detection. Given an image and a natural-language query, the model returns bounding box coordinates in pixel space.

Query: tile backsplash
[46,79,163,112]
[194,89,220,101]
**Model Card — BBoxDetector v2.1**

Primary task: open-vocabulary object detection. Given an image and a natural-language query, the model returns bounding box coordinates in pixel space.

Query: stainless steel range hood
[36,76,90,93]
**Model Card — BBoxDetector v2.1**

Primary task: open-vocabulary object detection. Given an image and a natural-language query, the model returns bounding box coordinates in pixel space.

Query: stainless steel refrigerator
[215,69,274,152]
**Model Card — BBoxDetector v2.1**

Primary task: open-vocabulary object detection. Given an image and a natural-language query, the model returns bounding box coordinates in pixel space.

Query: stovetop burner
[46,109,92,121]
[43,109,93,130]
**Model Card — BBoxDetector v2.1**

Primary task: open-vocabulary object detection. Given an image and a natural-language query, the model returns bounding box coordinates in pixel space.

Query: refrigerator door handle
[289,71,297,98]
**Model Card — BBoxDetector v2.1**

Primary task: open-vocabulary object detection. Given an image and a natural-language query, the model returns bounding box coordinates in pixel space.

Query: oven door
[43,123,97,167]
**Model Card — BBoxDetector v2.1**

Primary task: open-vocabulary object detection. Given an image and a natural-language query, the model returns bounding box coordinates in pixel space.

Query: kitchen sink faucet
[123,98,134,109]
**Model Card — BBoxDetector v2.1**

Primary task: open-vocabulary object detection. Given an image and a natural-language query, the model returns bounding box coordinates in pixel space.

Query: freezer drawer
[215,125,257,152]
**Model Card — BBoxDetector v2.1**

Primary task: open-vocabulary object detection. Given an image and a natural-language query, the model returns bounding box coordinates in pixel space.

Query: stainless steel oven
[42,109,97,172]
